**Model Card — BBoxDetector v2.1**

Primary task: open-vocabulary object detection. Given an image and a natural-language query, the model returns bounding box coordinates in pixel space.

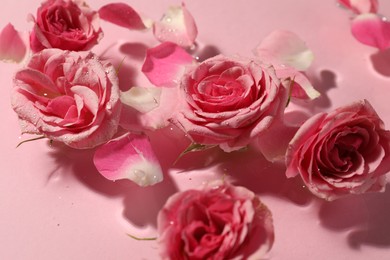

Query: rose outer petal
[0,23,27,63]
[351,13,390,50]
[98,3,148,30]
[153,3,198,48]
[142,42,194,87]
[93,132,163,187]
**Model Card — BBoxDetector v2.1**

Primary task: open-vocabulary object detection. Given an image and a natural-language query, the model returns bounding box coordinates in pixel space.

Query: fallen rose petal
[98,3,148,30]
[142,42,194,87]
[153,3,198,48]
[351,13,390,50]
[0,23,27,63]
[276,67,320,100]
[255,30,314,71]
[93,132,163,187]
[338,0,378,14]
[120,86,161,113]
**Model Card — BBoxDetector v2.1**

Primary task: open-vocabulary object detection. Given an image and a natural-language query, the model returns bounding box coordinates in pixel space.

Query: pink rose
[11,48,121,149]
[171,55,288,152]
[157,182,274,260]
[286,100,390,200]
[30,0,103,52]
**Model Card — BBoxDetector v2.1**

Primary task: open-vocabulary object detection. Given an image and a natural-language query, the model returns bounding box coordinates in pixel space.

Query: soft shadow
[319,184,390,249]
[47,140,178,228]
[194,44,221,61]
[100,42,148,91]
[119,42,148,61]
[370,49,390,77]
[216,147,313,206]
[293,70,337,111]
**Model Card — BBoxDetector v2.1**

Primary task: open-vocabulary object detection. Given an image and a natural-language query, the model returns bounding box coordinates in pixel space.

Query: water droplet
[43,93,48,97]
[169,221,174,225]
[165,17,172,23]
[194,56,200,61]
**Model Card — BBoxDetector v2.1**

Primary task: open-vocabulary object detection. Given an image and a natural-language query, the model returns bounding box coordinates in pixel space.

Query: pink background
[1,0,390,259]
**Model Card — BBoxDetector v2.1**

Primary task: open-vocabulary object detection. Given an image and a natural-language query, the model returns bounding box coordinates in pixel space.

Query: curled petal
[351,13,390,50]
[142,42,194,87]
[276,67,320,100]
[338,0,378,14]
[98,3,148,30]
[93,132,163,187]
[120,86,161,113]
[0,23,27,63]
[153,3,198,48]
[255,30,314,71]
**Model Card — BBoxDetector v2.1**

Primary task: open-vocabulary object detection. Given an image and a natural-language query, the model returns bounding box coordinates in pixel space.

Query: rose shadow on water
[214,147,313,206]
[318,184,390,249]
[293,70,337,113]
[193,44,221,62]
[46,141,178,228]
[370,49,390,77]
[99,42,149,92]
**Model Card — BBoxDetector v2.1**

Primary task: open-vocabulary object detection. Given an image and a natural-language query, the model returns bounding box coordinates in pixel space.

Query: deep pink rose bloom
[12,48,121,149]
[286,100,390,200]
[30,0,103,52]
[157,183,274,260]
[171,55,288,152]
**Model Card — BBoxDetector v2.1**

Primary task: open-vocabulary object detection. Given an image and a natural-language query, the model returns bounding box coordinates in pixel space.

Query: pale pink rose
[171,55,289,152]
[30,0,103,52]
[12,48,121,149]
[286,100,390,200]
[157,182,274,260]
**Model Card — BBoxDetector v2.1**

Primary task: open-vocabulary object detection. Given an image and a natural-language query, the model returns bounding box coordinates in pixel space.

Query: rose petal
[276,68,320,100]
[153,3,198,48]
[351,13,390,50]
[0,23,27,63]
[98,3,147,30]
[120,86,161,113]
[256,118,299,162]
[338,0,378,14]
[93,132,163,187]
[255,30,314,71]
[142,42,194,87]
